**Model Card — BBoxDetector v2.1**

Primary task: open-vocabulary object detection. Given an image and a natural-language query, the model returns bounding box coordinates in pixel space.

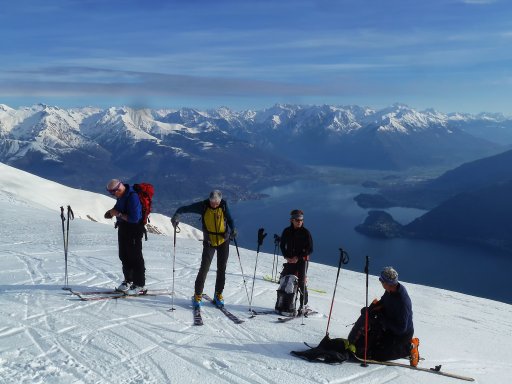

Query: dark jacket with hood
[280,225,313,260]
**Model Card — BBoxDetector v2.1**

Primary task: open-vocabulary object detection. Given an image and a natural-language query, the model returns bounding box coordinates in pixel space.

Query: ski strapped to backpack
[132,183,154,240]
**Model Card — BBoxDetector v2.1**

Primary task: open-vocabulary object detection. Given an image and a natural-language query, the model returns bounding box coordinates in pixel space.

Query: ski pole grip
[339,248,349,265]
[257,228,267,246]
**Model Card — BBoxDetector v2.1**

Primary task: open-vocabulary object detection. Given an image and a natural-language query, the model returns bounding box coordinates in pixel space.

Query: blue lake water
[230,180,511,304]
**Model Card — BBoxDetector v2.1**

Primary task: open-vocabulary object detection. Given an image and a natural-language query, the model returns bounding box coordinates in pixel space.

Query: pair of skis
[250,308,320,322]
[193,294,245,326]
[277,308,320,322]
[70,288,170,301]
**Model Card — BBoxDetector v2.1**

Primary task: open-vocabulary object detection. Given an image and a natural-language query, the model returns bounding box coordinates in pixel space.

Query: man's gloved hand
[229,228,238,240]
[171,214,180,228]
[104,210,113,219]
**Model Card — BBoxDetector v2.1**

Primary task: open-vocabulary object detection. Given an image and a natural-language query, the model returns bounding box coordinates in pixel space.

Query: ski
[298,342,473,381]
[202,294,244,324]
[69,289,124,296]
[351,354,475,382]
[193,307,204,326]
[71,289,170,301]
[263,275,326,294]
[251,309,276,316]
[263,274,278,284]
[278,309,319,322]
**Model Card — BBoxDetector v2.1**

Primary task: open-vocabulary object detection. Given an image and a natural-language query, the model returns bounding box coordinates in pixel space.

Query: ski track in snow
[1,177,511,383]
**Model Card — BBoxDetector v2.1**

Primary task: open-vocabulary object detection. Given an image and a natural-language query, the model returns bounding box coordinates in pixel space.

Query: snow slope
[0,163,510,384]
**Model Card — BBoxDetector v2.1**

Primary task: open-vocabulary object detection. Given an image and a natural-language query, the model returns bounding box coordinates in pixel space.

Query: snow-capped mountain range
[0,103,510,213]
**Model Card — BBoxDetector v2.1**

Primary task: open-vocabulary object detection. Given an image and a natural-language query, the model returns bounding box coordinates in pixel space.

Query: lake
[230,180,511,304]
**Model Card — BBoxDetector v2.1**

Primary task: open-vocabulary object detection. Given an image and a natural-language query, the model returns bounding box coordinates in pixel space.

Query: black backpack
[275,274,299,316]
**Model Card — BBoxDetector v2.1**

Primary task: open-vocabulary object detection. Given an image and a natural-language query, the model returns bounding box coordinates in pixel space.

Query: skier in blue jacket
[104,179,146,296]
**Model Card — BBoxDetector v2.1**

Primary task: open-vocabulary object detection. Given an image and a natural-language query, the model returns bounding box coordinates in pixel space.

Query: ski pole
[249,228,267,313]
[65,206,74,288]
[61,206,74,289]
[325,247,349,336]
[169,222,180,311]
[60,207,67,288]
[272,234,280,282]
[300,260,310,326]
[232,238,251,307]
[362,255,370,367]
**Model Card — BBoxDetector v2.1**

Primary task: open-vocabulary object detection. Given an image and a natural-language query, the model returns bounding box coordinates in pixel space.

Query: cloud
[460,0,496,4]
[0,66,319,98]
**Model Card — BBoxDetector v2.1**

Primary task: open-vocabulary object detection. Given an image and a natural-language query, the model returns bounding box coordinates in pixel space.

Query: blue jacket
[379,283,414,337]
[114,184,142,224]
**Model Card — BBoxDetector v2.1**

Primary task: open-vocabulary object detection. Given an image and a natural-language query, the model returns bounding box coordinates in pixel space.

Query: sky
[1,0,512,114]
[1,161,510,383]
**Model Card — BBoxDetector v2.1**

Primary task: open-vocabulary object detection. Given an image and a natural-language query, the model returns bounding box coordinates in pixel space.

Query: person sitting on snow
[347,266,419,365]
[292,266,419,366]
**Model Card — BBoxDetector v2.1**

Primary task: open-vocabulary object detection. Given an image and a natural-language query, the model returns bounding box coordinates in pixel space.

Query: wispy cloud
[0,67,317,98]
[1,0,512,113]
[460,0,496,4]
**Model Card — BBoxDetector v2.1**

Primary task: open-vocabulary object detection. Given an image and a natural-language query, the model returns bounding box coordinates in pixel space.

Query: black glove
[171,214,180,228]
[104,210,113,219]
[229,228,238,240]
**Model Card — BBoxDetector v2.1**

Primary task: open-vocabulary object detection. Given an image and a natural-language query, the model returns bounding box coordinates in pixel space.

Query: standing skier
[104,179,146,295]
[347,266,419,365]
[171,190,237,308]
[279,209,313,313]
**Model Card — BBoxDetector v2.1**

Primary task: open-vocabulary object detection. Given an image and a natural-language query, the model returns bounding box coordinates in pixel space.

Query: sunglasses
[107,182,121,195]
[293,218,304,222]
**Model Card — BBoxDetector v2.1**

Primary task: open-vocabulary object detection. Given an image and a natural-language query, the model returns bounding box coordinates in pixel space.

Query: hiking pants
[281,258,309,308]
[195,239,229,295]
[118,223,145,286]
[348,311,412,361]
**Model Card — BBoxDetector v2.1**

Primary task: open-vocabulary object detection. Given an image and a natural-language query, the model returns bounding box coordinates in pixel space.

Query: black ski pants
[281,258,308,308]
[194,239,229,296]
[117,223,145,286]
[348,311,412,361]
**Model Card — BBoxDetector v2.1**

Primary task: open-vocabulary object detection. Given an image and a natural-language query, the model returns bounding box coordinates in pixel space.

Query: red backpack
[133,183,154,225]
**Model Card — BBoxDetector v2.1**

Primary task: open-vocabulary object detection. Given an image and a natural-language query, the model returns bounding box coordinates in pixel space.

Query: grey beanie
[379,266,398,285]
[106,179,122,192]
[209,189,222,203]
[290,209,304,220]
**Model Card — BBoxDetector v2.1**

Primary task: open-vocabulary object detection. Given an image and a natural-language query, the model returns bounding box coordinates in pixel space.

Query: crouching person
[292,266,419,366]
[348,266,419,365]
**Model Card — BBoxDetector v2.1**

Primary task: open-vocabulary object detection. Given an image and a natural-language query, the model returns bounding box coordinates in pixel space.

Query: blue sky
[1,0,511,114]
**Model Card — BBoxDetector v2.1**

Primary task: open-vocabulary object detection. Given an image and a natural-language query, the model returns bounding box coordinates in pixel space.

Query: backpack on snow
[275,274,299,316]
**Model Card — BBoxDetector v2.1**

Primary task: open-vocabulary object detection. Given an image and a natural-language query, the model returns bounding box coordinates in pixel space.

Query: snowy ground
[1,163,511,384]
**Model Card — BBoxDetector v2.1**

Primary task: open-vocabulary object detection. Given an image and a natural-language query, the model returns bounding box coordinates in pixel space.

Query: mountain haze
[355,148,512,253]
